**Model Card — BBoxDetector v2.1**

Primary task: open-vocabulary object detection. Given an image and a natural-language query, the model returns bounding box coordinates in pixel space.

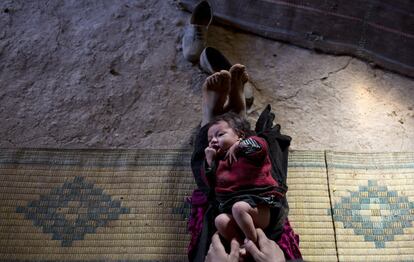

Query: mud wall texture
[1,1,413,151]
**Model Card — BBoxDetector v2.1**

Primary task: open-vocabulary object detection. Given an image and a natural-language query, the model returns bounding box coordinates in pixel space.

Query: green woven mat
[287,151,337,262]
[327,151,414,262]
[0,149,193,262]
[1,149,413,262]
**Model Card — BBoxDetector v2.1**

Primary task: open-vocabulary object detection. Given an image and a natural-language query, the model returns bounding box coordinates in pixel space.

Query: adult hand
[244,228,286,262]
[205,232,240,262]
[204,147,216,167]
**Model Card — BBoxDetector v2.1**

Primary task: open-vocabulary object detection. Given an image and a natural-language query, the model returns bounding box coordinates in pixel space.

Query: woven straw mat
[327,151,414,262]
[1,149,413,262]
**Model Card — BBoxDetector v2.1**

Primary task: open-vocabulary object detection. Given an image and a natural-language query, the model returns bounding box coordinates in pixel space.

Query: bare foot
[225,64,249,117]
[201,70,231,126]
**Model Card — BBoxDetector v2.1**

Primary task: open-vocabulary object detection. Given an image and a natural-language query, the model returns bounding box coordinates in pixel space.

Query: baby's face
[207,120,240,153]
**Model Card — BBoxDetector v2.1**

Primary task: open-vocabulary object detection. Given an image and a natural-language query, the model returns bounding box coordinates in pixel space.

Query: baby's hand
[225,140,240,165]
[205,147,217,167]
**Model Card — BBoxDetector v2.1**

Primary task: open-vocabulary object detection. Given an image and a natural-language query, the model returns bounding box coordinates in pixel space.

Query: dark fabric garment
[190,124,211,196]
[188,105,302,261]
[191,205,216,262]
[181,0,414,78]
[215,185,284,214]
[278,218,302,260]
[187,189,208,254]
[215,186,287,236]
[255,105,291,191]
[217,194,284,230]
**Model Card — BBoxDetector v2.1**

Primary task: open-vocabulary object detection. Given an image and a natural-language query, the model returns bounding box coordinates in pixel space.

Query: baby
[189,64,297,261]
[205,112,282,244]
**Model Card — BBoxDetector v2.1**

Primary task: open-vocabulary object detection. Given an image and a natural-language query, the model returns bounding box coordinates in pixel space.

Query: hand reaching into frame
[244,228,286,262]
[205,232,240,262]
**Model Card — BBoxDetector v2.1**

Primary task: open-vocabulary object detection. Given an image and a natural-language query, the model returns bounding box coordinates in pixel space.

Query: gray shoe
[182,1,212,62]
[199,47,232,74]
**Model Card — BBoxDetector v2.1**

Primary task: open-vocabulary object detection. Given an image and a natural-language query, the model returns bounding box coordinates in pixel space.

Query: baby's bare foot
[230,64,249,88]
[201,70,231,126]
[226,64,249,116]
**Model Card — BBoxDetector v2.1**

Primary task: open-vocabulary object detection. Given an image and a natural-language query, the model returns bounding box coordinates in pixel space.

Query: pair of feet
[202,64,249,126]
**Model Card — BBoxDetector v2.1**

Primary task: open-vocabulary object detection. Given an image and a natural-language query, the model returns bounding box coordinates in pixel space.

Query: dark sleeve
[238,136,268,161]
[204,159,216,182]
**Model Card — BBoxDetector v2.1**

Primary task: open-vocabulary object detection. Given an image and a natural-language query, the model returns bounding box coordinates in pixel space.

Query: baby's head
[207,112,253,153]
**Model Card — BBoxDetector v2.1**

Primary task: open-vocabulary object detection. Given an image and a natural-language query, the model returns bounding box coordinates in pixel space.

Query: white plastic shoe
[182,1,212,62]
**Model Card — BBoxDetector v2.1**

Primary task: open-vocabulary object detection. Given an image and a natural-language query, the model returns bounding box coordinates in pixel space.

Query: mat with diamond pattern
[1,149,413,262]
[327,151,414,262]
[0,149,193,262]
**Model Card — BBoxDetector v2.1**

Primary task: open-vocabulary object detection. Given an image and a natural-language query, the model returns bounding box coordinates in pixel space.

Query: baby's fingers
[232,153,238,163]
[229,152,237,165]
[225,152,232,165]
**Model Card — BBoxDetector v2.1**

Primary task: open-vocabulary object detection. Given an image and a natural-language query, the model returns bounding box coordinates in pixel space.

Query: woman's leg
[224,64,249,118]
[231,201,270,243]
[201,70,231,126]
